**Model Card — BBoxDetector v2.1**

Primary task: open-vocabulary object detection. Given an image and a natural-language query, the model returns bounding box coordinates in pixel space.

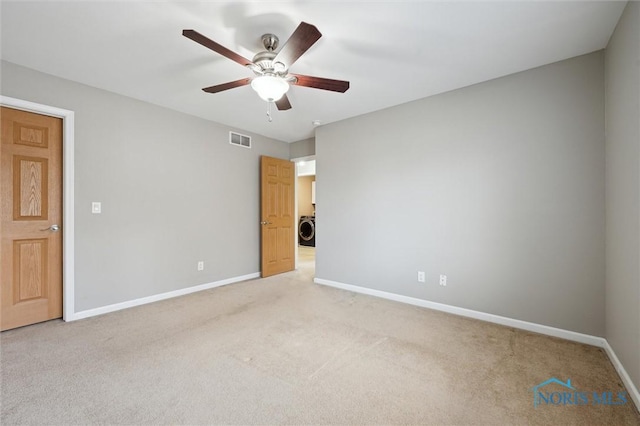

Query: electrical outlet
[439,274,447,286]
[197,261,204,271]
[417,271,425,283]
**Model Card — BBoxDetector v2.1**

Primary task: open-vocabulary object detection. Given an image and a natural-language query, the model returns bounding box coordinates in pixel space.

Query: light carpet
[1,247,638,425]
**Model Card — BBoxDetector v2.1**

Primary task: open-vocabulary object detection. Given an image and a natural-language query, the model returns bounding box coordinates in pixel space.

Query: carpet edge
[314,276,640,413]
[69,272,260,321]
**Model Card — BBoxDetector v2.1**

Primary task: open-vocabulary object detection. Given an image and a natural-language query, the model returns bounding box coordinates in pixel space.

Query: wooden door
[1,107,63,331]
[260,156,295,277]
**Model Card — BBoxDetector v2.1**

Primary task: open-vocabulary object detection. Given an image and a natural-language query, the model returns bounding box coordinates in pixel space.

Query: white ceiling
[0,1,625,143]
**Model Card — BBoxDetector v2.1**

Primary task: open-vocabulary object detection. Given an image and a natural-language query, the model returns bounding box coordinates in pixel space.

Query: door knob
[260,221,272,225]
[41,224,60,232]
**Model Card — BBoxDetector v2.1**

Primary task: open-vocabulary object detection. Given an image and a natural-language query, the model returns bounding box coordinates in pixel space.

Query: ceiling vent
[229,131,251,148]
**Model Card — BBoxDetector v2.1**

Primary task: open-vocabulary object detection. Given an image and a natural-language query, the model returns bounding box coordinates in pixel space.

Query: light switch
[92,202,101,214]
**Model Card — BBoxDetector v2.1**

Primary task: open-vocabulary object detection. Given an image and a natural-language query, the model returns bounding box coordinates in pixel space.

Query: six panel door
[1,107,63,331]
[260,156,295,277]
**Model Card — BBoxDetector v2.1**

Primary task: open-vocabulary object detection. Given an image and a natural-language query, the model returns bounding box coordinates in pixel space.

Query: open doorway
[294,158,315,274]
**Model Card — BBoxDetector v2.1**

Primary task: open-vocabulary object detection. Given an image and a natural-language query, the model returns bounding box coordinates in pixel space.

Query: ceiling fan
[182,22,350,112]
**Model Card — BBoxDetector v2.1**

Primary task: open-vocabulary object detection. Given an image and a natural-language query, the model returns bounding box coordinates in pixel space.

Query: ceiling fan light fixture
[251,75,289,102]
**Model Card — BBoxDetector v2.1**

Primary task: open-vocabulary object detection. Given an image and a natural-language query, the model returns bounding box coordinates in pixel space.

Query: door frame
[1,96,75,322]
[291,154,315,270]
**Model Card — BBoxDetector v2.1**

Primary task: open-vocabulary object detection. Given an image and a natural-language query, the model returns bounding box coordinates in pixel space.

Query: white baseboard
[70,272,260,321]
[314,277,640,411]
[602,340,640,410]
[314,278,604,346]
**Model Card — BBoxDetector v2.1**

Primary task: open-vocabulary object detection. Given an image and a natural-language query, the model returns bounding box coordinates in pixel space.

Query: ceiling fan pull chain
[267,101,273,122]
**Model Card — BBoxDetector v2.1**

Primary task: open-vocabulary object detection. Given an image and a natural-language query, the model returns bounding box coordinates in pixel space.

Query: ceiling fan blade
[183,29,253,67]
[273,22,322,69]
[291,74,350,93]
[202,78,252,94]
[275,95,292,111]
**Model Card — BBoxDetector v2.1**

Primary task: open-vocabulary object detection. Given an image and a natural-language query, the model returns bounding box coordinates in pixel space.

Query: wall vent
[229,131,251,148]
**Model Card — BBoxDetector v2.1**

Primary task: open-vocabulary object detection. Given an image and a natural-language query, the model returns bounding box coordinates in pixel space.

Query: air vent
[229,131,251,149]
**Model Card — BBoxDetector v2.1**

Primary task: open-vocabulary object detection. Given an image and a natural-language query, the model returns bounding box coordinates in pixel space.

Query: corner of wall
[604,0,640,396]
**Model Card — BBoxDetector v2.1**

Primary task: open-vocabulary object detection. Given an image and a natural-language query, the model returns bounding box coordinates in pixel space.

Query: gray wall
[1,60,289,312]
[605,2,640,388]
[289,137,315,159]
[316,51,605,336]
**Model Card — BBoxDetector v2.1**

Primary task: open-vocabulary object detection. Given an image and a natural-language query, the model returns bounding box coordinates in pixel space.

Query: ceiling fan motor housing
[252,51,277,72]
